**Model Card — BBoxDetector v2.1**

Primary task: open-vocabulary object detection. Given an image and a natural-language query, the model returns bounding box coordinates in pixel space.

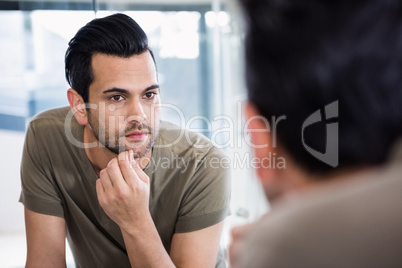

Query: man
[20,13,230,267]
[230,0,402,267]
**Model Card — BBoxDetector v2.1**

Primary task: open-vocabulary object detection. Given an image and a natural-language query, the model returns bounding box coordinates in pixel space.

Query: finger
[231,223,253,240]
[99,168,113,191]
[96,178,105,193]
[106,157,127,189]
[129,150,150,184]
[229,224,253,267]
[229,239,245,268]
[228,241,236,268]
[95,179,105,205]
[118,150,140,186]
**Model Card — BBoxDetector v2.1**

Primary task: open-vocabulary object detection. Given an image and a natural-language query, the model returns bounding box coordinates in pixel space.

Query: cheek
[93,103,115,125]
[145,104,160,123]
[100,110,125,133]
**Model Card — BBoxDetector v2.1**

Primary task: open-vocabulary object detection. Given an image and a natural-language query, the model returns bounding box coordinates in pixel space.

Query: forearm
[121,213,176,268]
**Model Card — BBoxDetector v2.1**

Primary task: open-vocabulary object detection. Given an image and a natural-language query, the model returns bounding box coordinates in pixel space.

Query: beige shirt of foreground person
[238,141,402,268]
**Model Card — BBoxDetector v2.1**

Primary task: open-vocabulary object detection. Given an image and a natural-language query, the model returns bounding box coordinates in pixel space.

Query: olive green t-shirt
[19,106,231,267]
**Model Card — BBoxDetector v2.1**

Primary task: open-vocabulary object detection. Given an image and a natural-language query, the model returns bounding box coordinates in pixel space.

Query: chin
[130,145,152,158]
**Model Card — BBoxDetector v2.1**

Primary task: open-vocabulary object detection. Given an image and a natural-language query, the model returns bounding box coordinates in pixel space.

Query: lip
[125,132,149,141]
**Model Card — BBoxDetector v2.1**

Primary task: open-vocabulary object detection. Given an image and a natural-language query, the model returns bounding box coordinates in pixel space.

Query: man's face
[87,52,160,158]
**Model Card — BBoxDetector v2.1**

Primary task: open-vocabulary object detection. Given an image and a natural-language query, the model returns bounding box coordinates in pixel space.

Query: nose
[128,98,147,123]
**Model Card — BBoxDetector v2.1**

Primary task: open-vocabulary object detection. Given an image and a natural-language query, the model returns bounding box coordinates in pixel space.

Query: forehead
[90,52,157,91]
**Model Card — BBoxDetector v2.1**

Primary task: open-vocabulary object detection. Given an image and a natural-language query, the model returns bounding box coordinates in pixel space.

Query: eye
[110,95,124,102]
[144,92,156,99]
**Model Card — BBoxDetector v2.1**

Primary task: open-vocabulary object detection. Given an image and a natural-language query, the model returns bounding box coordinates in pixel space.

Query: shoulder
[28,106,73,130]
[268,165,402,228]
[26,106,81,145]
[241,166,402,267]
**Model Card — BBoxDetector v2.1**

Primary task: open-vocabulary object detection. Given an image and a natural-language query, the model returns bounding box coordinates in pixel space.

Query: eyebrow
[102,84,160,95]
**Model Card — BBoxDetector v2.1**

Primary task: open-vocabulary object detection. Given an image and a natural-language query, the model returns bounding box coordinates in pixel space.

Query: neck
[269,155,377,202]
[263,148,378,202]
[83,125,151,176]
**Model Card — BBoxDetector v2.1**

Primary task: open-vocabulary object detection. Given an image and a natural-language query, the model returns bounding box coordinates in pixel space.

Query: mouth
[125,132,150,141]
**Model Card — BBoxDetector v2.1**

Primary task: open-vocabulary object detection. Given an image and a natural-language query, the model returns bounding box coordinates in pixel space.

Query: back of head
[65,13,153,103]
[239,0,402,174]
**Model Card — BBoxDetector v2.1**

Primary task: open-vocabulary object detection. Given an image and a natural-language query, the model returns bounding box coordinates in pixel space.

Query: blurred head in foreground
[240,0,402,200]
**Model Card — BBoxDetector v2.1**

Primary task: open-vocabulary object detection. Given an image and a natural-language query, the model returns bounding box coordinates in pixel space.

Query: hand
[96,150,150,231]
[229,223,254,268]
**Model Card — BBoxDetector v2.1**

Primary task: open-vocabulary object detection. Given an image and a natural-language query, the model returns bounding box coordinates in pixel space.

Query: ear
[244,101,276,186]
[67,88,88,126]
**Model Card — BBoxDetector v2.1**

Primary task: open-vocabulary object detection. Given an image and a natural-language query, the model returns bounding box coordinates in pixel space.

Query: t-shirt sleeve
[175,147,231,233]
[19,121,65,217]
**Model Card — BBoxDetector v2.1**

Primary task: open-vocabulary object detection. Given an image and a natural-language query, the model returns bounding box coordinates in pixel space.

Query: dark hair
[65,13,155,103]
[239,0,402,173]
